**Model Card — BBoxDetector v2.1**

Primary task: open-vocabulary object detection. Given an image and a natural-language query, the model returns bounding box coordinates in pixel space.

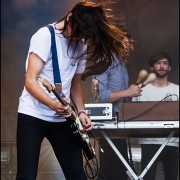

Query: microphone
[92,79,99,102]
[140,73,156,88]
[135,69,148,85]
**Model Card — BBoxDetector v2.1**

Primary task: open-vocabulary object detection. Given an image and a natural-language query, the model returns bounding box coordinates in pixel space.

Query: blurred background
[1,0,179,179]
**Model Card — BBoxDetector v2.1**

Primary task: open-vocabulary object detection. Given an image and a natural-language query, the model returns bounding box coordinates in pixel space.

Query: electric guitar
[38,77,95,160]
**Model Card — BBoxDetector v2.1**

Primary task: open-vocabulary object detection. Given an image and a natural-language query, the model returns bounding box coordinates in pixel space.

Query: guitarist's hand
[50,99,72,117]
[78,113,93,132]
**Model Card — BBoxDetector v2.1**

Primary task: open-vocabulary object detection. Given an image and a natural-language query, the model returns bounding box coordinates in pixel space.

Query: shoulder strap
[46,24,62,92]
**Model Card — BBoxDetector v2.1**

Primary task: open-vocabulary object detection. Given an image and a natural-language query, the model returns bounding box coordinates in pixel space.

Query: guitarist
[16,2,133,180]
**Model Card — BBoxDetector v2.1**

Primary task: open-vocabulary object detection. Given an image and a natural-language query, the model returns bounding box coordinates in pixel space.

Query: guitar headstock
[38,77,68,106]
[38,77,53,93]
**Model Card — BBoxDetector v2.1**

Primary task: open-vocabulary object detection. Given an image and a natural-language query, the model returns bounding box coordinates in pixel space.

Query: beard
[154,69,168,78]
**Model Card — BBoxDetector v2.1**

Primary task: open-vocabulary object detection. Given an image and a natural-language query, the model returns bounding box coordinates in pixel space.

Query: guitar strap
[46,24,62,93]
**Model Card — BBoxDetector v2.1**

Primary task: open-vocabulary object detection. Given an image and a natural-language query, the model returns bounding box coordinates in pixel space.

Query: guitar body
[66,116,95,160]
[39,77,95,160]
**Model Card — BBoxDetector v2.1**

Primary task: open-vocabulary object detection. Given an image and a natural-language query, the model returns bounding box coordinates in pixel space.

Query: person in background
[16,1,133,180]
[90,32,142,180]
[133,51,179,180]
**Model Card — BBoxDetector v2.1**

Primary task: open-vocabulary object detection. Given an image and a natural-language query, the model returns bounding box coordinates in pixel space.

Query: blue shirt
[92,60,129,112]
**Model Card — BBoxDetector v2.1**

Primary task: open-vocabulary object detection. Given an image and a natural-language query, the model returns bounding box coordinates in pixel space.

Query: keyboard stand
[100,130,175,180]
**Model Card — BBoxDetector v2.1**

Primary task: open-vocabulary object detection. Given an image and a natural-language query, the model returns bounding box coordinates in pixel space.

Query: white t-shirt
[132,83,179,147]
[18,23,87,122]
[133,83,179,102]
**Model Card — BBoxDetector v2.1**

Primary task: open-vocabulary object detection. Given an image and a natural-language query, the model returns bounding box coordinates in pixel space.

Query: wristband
[78,110,86,116]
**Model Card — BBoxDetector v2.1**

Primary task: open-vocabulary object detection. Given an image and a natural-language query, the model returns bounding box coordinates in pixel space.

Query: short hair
[148,51,172,67]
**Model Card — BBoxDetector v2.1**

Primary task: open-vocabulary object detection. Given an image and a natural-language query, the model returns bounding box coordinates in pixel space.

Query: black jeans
[141,144,179,180]
[16,113,87,180]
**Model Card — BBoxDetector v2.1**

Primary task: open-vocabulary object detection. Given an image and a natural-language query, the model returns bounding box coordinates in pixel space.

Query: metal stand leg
[100,131,139,180]
[138,130,175,179]
[100,130,175,180]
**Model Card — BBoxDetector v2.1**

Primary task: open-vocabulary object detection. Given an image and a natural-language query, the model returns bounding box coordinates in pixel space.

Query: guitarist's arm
[70,74,93,131]
[26,53,71,117]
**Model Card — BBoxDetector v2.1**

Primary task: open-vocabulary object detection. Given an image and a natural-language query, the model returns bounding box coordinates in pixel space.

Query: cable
[84,153,99,179]
[121,103,137,174]
[127,137,138,174]
[122,94,178,122]
[83,132,100,179]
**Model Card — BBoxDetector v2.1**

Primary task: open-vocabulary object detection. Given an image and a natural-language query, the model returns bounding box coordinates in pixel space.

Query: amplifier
[85,103,114,121]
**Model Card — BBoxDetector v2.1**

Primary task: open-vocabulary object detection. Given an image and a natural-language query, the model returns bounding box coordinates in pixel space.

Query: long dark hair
[57,1,133,79]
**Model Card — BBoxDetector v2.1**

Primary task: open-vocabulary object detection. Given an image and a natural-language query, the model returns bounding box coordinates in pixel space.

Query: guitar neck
[52,89,77,121]
[39,77,78,121]
[52,89,68,106]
